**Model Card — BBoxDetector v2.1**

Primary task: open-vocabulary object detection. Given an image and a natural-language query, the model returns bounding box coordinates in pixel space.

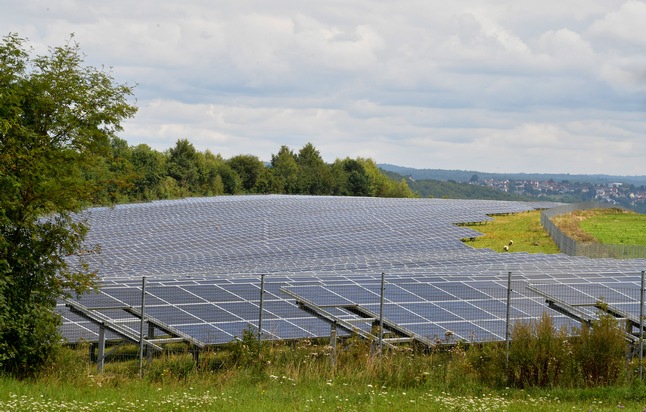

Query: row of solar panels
[59,268,646,345]
[60,196,646,346]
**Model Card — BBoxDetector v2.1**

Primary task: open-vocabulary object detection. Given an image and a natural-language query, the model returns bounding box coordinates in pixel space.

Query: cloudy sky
[3,1,646,175]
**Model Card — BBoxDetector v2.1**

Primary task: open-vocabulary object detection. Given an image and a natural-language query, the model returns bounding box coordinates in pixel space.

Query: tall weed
[505,313,569,388]
[574,313,627,386]
[467,341,507,388]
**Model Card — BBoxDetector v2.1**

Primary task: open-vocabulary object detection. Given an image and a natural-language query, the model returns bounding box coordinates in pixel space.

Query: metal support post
[97,326,106,373]
[379,272,385,356]
[330,321,337,368]
[505,271,512,366]
[193,345,200,363]
[139,276,146,380]
[258,274,265,351]
[90,342,97,363]
[147,322,155,364]
[640,270,645,380]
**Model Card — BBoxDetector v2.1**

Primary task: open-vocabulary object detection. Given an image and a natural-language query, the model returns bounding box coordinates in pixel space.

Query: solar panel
[59,196,646,346]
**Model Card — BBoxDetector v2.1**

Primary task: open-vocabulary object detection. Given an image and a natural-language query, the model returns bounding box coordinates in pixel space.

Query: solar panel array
[59,195,646,346]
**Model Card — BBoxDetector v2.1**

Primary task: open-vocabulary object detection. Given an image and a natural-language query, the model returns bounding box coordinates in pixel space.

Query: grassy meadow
[462,210,562,254]
[3,335,646,412]
[577,209,646,245]
[3,373,646,411]
[465,207,646,253]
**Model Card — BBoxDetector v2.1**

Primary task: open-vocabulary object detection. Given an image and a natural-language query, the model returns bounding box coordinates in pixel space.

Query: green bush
[505,313,569,388]
[575,313,627,386]
[467,341,508,388]
[228,326,268,370]
[464,311,632,389]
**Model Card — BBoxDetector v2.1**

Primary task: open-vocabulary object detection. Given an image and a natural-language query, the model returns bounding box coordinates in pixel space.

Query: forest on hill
[86,138,415,205]
[379,164,646,186]
[380,170,528,201]
[380,164,646,213]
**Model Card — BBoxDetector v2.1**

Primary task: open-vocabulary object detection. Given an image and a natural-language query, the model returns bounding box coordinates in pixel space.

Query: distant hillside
[381,170,528,201]
[378,164,646,186]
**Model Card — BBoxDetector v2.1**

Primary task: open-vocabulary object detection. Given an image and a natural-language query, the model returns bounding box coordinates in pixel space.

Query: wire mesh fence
[77,270,646,378]
[540,202,646,259]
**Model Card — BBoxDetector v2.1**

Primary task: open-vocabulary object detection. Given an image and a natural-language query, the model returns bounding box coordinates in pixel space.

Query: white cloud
[2,0,645,175]
[588,0,646,47]
[537,28,595,66]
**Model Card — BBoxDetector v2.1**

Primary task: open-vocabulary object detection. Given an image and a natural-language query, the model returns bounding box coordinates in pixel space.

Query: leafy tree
[214,160,241,194]
[270,145,299,194]
[100,137,137,204]
[130,143,167,200]
[197,150,230,195]
[253,166,282,194]
[167,139,200,194]
[385,178,416,198]
[0,33,136,377]
[296,142,333,195]
[359,158,392,196]
[227,154,264,193]
[331,157,371,196]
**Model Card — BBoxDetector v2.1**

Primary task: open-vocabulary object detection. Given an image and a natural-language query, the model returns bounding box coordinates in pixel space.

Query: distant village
[472,177,646,212]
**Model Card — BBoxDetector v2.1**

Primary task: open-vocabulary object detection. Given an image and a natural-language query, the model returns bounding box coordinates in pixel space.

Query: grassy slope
[462,210,562,254]
[464,208,645,253]
[550,208,646,245]
[578,210,646,245]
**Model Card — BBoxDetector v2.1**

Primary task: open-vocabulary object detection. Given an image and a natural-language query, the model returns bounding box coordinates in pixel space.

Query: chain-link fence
[540,202,646,259]
[80,271,646,378]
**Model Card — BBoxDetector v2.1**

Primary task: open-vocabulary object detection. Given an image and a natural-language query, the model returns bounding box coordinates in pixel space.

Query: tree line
[92,138,415,205]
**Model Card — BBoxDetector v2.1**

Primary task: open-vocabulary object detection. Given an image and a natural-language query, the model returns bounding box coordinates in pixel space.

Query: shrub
[506,312,569,388]
[574,313,627,386]
[467,341,507,388]
[228,326,268,370]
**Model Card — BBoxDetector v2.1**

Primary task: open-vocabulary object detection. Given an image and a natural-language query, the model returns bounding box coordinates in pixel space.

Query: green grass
[4,327,646,412]
[3,376,646,411]
[3,358,646,411]
[463,208,645,253]
[462,210,562,254]
[578,209,646,245]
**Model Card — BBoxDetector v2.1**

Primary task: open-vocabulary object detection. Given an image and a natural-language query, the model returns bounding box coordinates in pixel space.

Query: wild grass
[550,208,646,245]
[462,210,562,254]
[4,315,646,411]
[576,209,646,245]
[465,208,645,254]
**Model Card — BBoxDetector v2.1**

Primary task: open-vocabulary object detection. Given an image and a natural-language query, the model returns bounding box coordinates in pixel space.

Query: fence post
[379,272,385,356]
[640,270,645,380]
[258,274,265,350]
[505,271,512,366]
[97,326,106,373]
[330,321,337,368]
[139,276,146,380]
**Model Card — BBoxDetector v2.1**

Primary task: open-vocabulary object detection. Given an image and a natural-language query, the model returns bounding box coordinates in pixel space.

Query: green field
[578,209,646,245]
[3,374,646,411]
[3,343,646,412]
[465,208,646,253]
[462,210,562,254]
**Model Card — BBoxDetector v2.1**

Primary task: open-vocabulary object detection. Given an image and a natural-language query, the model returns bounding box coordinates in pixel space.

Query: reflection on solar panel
[60,196,646,346]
